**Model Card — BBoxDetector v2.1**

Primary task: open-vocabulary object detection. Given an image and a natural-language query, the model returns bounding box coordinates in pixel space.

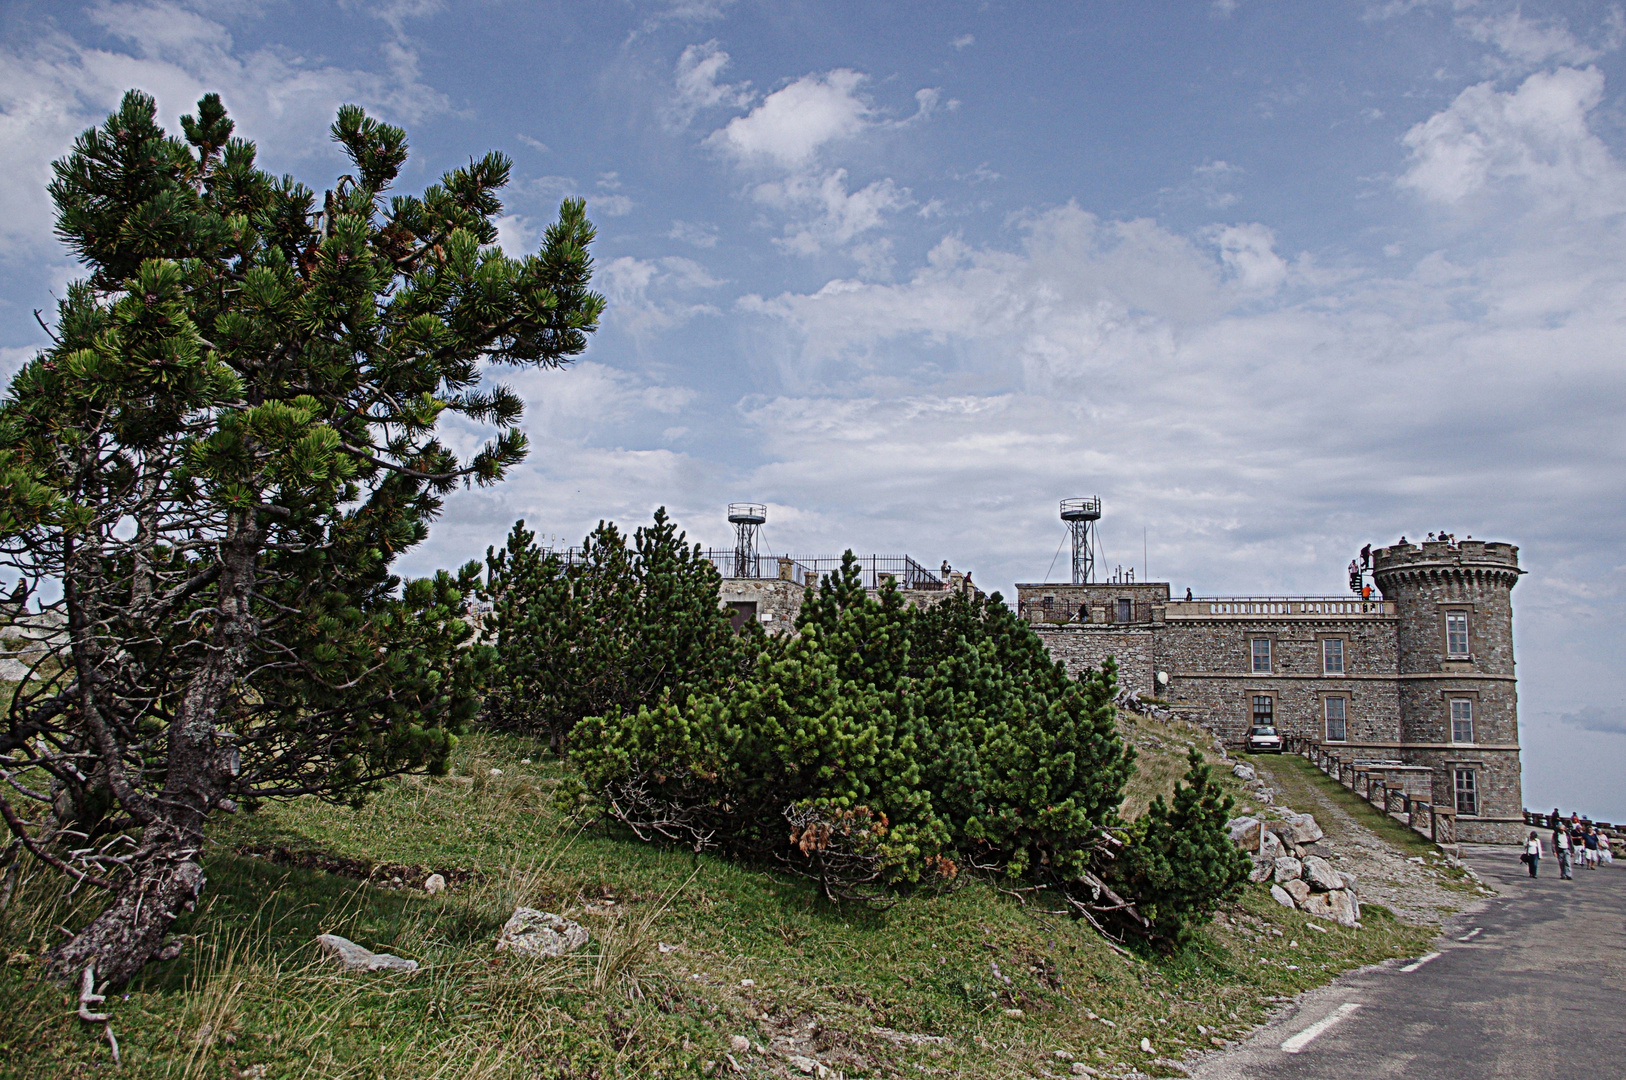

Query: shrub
[482,509,748,748]
[571,553,1144,912]
[1106,749,1252,947]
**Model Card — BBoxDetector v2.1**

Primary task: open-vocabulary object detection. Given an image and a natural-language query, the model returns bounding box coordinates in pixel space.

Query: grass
[0,728,1443,1080]
[1249,753,1455,859]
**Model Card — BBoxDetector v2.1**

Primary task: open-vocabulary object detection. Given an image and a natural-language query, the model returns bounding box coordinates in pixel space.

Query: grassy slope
[0,728,1440,1080]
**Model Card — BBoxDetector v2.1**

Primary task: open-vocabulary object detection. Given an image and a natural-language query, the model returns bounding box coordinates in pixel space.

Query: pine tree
[1108,749,1251,947]
[0,91,602,987]
[483,508,745,748]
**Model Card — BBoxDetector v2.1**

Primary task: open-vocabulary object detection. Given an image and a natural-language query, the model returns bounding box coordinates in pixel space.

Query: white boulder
[495,908,590,958]
[316,934,418,973]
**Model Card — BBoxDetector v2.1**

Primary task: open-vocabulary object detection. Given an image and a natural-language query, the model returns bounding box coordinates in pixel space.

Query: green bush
[570,553,1140,908]
[1107,749,1252,947]
[482,508,749,747]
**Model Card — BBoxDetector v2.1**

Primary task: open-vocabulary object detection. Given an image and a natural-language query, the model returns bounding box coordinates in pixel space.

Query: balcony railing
[1165,597,1395,619]
[704,552,947,591]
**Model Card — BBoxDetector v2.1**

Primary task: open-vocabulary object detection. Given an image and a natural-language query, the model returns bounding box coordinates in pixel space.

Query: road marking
[1281,1003,1362,1054]
[1458,927,1482,942]
[1400,951,1441,972]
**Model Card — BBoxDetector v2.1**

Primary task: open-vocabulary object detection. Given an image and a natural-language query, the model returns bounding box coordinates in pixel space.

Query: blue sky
[2,0,1624,818]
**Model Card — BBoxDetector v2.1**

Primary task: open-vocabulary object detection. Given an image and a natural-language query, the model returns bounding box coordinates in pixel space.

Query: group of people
[1524,810,1614,879]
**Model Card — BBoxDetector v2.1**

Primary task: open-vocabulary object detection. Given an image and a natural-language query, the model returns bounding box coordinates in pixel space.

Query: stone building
[1015,538,1525,844]
[713,552,979,631]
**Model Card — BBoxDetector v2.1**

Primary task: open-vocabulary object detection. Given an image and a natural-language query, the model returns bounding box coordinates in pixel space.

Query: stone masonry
[1016,537,1526,844]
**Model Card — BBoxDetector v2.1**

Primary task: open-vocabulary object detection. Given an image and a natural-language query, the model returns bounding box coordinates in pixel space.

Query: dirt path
[1244,756,1483,925]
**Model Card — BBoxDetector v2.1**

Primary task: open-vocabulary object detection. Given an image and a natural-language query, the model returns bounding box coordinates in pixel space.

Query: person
[1524,831,1543,878]
[1399,535,1408,546]
[1185,587,1193,601]
[1360,543,1372,569]
[1550,807,1562,831]
[1555,825,1574,880]
[1584,827,1600,869]
[1599,831,1613,865]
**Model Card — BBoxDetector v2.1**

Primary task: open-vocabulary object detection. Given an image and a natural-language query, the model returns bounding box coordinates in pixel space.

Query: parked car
[1246,724,1284,754]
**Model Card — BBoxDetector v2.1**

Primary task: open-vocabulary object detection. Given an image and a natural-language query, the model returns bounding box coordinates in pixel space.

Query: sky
[1,0,1623,819]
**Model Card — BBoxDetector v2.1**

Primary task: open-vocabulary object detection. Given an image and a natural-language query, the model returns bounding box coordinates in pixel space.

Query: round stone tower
[1371,539,1523,844]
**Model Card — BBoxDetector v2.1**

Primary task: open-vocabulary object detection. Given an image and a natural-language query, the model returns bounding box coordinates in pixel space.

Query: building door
[726,601,758,632]
[1116,598,1133,623]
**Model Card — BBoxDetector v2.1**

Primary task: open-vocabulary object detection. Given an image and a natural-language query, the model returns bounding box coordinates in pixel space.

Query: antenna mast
[1060,497,1102,585]
[727,503,767,579]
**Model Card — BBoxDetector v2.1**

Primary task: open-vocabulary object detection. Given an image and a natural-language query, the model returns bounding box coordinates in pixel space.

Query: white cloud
[752,170,912,258]
[669,219,719,247]
[491,213,539,257]
[600,255,724,338]
[1398,66,1623,214]
[0,1,447,259]
[706,69,872,168]
[1461,9,1623,69]
[951,35,974,50]
[667,40,754,129]
[699,66,941,261]
[1205,222,1288,293]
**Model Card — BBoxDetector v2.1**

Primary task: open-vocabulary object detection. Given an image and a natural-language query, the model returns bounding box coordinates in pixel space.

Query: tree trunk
[45,838,205,989]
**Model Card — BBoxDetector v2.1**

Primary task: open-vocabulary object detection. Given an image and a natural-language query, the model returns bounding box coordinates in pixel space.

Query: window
[1251,637,1272,673]
[1116,598,1133,624]
[1324,697,1347,742]
[1454,768,1478,816]
[1252,695,1274,727]
[1445,611,1470,657]
[1322,638,1345,675]
[1450,698,1474,743]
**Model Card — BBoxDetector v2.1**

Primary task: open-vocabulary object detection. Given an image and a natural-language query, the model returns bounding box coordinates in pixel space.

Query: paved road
[1191,842,1626,1080]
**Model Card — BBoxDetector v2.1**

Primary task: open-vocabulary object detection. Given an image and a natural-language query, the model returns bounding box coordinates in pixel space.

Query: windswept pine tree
[0,91,602,987]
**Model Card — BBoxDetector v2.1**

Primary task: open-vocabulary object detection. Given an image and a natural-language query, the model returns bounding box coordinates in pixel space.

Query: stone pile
[1226,811,1361,927]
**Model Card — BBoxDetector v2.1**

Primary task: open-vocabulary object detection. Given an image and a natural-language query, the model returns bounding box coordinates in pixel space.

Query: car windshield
[1251,727,1277,736]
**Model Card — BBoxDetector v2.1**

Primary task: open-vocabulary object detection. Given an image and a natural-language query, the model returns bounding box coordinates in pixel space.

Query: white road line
[1458,927,1482,942]
[1400,951,1442,972]
[1280,1003,1362,1054]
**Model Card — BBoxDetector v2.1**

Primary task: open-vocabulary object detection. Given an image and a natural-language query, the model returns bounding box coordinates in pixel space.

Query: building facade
[1016,538,1525,844]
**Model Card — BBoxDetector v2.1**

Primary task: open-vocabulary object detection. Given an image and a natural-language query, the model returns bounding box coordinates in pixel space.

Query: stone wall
[1160,618,1401,747]
[1029,625,1157,696]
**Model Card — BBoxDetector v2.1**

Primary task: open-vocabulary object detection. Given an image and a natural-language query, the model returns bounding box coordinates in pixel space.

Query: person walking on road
[1555,826,1574,879]
[1524,832,1543,878]
[1583,827,1600,869]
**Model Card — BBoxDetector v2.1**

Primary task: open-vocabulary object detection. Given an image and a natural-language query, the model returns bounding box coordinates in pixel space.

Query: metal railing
[703,551,946,591]
[1166,598,1395,619]
[1019,599,1156,624]
[1284,735,1456,848]
[1523,809,1623,840]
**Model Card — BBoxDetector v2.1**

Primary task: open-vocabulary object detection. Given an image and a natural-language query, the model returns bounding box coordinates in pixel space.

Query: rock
[1284,813,1325,845]
[423,873,446,895]
[1070,1064,1097,1077]
[315,934,419,973]
[1232,763,1257,782]
[1283,879,1312,905]
[730,1036,750,1053]
[495,908,589,958]
[1273,857,1303,883]
[1338,870,1359,895]
[788,1055,824,1076]
[1227,817,1263,851]
[1052,1050,1074,1061]
[1259,830,1286,860]
[1002,1008,1025,1018]
[1139,1037,1154,1054]
[1248,859,1274,884]
[1269,884,1296,909]
[1302,855,1342,892]
[1301,889,1358,927]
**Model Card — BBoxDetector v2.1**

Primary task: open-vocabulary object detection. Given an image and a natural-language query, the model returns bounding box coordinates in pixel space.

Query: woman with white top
[1599,831,1613,865]
[1523,832,1543,878]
